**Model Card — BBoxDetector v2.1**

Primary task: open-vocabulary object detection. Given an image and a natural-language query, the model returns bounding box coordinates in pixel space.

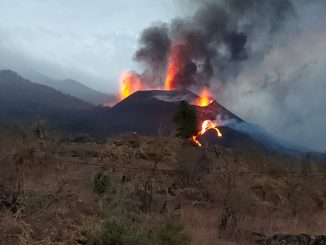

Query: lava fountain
[119,72,143,100]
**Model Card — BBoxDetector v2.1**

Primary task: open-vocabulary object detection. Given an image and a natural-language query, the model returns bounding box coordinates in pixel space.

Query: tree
[174,101,198,138]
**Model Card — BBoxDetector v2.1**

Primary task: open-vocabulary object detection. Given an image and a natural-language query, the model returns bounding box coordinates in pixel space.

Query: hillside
[0,70,92,121]
[0,131,326,244]
[20,70,115,105]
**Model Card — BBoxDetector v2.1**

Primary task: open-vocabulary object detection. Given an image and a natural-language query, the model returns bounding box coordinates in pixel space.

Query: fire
[192,87,213,107]
[191,119,223,147]
[164,44,185,90]
[191,135,202,147]
[165,62,178,90]
[119,72,143,100]
[191,87,222,146]
[201,120,223,137]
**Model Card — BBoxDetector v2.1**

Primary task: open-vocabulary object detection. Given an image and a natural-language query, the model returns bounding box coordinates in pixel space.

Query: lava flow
[192,120,223,147]
[190,88,222,146]
[119,72,143,100]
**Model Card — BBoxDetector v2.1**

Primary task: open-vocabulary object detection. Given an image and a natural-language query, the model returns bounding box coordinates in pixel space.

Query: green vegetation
[174,101,198,138]
[99,218,141,245]
[86,217,189,245]
[156,220,190,245]
[87,178,189,245]
[93,170,110,194]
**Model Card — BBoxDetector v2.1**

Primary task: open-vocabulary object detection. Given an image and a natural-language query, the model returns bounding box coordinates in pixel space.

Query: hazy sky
[0,0,179,91]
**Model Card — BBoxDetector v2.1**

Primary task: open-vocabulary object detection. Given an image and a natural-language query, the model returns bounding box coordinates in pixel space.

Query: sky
[0,0,325,152]
[0,0,179,91]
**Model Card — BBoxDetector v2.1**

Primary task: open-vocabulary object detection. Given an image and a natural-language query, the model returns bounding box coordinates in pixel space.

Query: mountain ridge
[0,69,93,122]
[19,70,115,105]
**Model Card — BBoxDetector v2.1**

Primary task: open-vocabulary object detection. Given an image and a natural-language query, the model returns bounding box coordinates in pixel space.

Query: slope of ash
[106,89,242,136]
[106,90,299,154]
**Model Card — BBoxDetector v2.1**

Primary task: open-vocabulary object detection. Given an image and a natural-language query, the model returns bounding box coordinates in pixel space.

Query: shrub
[100,219,139,245]
[156,220,190,245]
[93,171,110,194]
[86,217,142,245]
[85,215,189,245]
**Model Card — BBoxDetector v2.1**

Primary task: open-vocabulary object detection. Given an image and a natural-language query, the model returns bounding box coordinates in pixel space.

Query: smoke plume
[134,23,171,86]
[133,0,326,152]
[134,0,295,89]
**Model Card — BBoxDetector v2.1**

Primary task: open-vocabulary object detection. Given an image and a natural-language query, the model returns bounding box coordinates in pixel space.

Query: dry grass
[0,129,326,244]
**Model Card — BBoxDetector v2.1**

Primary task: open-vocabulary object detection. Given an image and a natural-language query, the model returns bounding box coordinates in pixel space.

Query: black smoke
[134,0,295,89]
[134,23,171,87]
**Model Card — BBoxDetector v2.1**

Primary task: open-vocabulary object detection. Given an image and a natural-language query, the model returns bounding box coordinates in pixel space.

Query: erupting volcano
[116,52,225,147]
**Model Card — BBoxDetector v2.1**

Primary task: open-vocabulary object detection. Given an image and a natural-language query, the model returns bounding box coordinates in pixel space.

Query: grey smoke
[134,0,326,152]
[134,23,171,87]
[134,0,295,88]
[219,0,326,152]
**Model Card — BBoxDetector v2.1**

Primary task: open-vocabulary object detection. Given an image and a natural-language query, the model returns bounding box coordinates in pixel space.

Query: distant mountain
[20,70,115,105]
[0,70,92,122]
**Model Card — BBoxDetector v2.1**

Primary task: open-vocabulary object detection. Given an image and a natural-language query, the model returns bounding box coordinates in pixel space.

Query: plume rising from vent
[131,0,295,91]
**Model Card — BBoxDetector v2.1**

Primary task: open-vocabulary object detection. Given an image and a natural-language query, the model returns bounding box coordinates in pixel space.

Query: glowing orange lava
[165,63,178,90]
[164,44,184,90]
[200,120,222,137]
[191,135,202,147]
[192,87,214,107]
[119,72,143,100]
[191,120,223,147]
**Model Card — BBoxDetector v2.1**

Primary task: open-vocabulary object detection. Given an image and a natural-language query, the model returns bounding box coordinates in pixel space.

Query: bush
[100,219,141,245]
[156,220,190,245]
[85,217,142,245]
[85,216,190,245]
[88,178,189,245]
[93,171,110,194]
[174,101,198,139]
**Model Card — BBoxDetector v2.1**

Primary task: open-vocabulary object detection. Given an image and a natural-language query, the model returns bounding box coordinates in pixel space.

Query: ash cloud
[134,23,171,86]
[134,0,326,152]
[134,0,295,89]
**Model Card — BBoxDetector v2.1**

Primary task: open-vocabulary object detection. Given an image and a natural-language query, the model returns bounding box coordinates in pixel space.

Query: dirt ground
[1,131,326,245]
